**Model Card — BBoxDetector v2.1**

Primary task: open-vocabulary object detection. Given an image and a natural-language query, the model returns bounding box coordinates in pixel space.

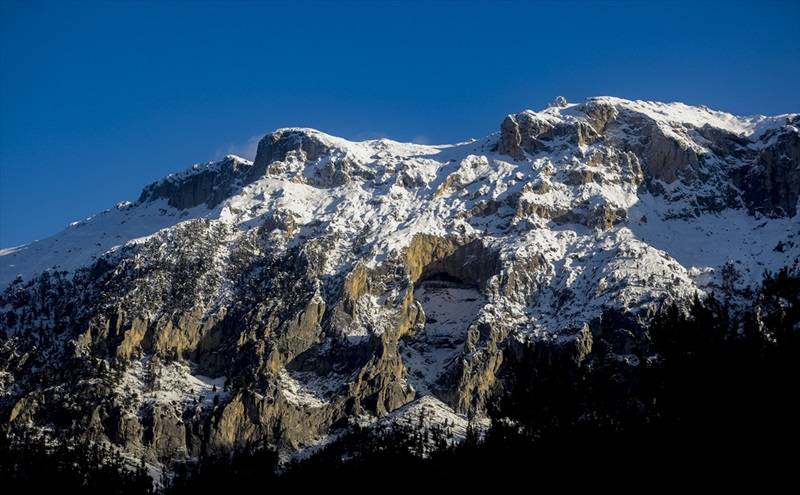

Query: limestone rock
[138,155,251,210]
[250,129,332,181]
[742,123,800,216]
[1,95,797,473]
[497,115,524,160]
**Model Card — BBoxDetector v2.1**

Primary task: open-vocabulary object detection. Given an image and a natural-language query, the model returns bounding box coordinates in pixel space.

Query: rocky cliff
[1,96,797,472]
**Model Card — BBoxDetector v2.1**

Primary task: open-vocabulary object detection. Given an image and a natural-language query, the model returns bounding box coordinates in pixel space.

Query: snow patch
[401,283,486,396]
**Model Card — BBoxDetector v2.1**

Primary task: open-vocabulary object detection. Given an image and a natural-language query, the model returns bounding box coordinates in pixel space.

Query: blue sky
[1,0,798,247]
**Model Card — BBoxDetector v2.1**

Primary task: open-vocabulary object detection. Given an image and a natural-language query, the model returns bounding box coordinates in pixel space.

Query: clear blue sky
[1,0,798,247]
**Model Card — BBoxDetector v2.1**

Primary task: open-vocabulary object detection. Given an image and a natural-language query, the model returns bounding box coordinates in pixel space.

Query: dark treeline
[0,429,154,494]
[2,267,798,491]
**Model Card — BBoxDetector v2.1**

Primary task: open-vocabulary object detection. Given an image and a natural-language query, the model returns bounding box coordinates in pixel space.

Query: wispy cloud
[353,131,431,144]
[216,135,262,161]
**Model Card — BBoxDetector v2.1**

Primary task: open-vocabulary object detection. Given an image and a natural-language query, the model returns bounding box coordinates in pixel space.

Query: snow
[120,357,227,409]
[629,195,800,287]
[0,199,214,287]
[3,95,799,464]
[150,154,251,186]
[2,95,797,341]
[277,369,347,408]
[378,395,489,447]
[401,282,486,396]
[291,395,489,462]
[585,96,794,139]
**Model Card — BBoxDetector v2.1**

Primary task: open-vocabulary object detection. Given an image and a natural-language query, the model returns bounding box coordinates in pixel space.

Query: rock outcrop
[1,96,797,472]
[138,155,252,210]
[250,128,332,180]
[741,121,800,216]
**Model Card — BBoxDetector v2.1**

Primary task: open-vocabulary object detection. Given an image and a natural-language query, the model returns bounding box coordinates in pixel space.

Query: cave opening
[415,270,475,290]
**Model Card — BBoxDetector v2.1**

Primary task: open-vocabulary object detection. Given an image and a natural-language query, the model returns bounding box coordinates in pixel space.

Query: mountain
[1,96,798,477]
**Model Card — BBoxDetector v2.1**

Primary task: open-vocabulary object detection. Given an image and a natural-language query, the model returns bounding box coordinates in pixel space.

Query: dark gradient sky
[1,0,798,246]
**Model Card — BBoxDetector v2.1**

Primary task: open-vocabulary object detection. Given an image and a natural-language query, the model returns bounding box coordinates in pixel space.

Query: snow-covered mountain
[1,96,798,467]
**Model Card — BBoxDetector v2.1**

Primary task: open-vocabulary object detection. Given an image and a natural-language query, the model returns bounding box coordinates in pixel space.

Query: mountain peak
[1,96,798,473]
[3,96,798,287]
[252,127,336,174]
[549,95,569,108]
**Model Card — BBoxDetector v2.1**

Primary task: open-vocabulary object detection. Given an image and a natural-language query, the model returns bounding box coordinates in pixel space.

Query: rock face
[498,115,524,160]
[0,96,798,469]
[740,120,800,216]
[138,155,253,210]
[250,129,332,180]
[496,97,799,217]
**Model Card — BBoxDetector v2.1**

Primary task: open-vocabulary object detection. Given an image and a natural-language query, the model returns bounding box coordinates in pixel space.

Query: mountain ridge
[0,95,798,472]
[3,96,797,285]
